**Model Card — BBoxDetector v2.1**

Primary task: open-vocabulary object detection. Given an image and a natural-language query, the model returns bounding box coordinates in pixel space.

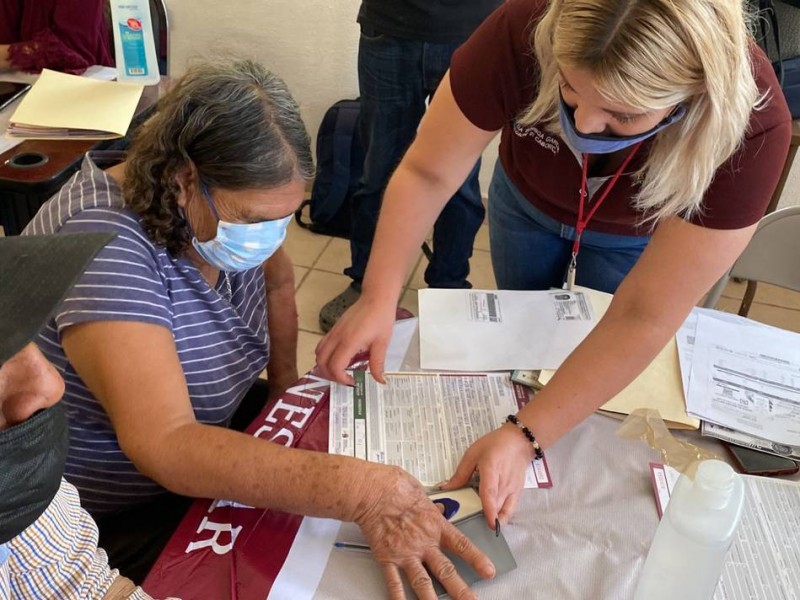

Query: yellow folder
[6,69,143,140]
[538,287,700,430]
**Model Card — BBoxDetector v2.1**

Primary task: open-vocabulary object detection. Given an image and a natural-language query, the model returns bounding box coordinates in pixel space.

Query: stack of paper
[539,287,699,430]
[677,307,800,459]
[6,69,143,139]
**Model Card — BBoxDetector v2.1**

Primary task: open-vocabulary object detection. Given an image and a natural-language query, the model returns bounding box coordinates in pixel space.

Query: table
[141,369,799,598]
[0,78,166,235]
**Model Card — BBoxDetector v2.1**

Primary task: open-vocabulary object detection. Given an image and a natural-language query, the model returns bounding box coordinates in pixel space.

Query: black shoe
[319,282,362,333]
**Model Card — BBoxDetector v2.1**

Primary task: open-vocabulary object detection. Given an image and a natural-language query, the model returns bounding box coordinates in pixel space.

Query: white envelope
[419,288,596,371]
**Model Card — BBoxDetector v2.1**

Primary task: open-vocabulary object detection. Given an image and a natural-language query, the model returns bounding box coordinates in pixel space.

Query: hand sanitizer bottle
[110,1,160,85]
[633,460,745,600]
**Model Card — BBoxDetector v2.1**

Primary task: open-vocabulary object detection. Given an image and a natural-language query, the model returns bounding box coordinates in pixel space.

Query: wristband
[505,414,544,460]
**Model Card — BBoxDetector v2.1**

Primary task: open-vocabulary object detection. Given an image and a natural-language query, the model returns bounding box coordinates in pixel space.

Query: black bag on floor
[295,99,364,239]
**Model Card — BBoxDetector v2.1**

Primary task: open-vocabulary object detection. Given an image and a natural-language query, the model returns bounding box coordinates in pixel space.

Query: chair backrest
[703,206,800,309]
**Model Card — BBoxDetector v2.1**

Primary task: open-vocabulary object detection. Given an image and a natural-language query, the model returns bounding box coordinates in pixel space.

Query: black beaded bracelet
[505,414,544,460]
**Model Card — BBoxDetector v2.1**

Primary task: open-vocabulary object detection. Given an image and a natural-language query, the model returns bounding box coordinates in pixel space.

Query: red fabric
[0,0,113,73]
[450,0,793,234]
[142,373,334,600]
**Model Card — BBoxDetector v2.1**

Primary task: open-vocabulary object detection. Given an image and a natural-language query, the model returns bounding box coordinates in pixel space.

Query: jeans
[345,26,485,289]
[488,162,651,293]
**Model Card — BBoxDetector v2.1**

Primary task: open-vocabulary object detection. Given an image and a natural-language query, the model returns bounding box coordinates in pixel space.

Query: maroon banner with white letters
[142,373,333,600]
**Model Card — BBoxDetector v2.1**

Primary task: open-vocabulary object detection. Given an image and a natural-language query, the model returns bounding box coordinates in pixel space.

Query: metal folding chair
[703,206,800,315]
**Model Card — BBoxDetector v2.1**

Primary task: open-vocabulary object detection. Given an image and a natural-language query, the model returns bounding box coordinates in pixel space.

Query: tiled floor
[285,217,800,376]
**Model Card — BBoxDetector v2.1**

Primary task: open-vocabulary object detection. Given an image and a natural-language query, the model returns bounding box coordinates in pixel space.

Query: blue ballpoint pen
[333,541,372,554]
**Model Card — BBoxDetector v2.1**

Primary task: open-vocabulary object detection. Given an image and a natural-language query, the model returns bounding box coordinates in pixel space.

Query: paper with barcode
[329,371,552,489]
[418,288,595,371]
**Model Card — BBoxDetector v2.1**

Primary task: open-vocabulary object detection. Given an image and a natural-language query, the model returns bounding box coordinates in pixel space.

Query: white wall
[167,0,500,192]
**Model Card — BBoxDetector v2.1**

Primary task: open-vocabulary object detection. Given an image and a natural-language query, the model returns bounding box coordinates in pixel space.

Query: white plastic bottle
[109,0,160,85]
[633,460,745,600]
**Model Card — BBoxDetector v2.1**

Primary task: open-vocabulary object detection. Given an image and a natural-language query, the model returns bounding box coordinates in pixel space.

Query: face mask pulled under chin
[558,95,686,155]
[0,402,68,544]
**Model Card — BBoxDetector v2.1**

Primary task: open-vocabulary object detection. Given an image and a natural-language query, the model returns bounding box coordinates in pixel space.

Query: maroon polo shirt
[451,0,792,235]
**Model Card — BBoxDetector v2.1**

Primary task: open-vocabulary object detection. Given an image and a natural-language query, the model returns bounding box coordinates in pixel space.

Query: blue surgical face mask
[187,186,291,272]
[558,95,686,155]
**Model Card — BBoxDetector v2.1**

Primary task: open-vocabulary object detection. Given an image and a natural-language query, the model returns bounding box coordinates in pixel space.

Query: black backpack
[295,99,364,239]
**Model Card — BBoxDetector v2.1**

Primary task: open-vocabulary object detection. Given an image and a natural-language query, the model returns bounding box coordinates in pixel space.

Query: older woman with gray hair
[22,60,495,598]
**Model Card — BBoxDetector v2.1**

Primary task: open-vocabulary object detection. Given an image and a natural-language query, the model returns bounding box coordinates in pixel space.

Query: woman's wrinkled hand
[315,294,397,385]
[355,465,496,600]
[441,425,534,528]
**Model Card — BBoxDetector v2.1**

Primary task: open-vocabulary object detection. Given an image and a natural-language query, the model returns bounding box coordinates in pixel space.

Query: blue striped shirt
[23,153,269,515]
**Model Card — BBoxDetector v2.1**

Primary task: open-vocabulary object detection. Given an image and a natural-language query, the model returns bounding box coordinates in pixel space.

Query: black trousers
[95,379,271,583]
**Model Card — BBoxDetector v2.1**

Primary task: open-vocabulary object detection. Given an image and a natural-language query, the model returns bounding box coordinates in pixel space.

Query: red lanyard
[565,142,642,289]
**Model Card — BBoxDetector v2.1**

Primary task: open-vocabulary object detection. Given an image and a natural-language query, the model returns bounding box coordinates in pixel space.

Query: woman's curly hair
[123,59,314,256]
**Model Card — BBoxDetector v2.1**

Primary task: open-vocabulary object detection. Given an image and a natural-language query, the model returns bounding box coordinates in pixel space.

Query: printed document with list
[683,312,800,447]
[651,464,800,600]
[418,288,595,371]
[676,306,800,459]
[329,371,551,489]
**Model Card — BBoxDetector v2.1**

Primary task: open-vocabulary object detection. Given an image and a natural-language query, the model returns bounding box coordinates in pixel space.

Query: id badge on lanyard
[566,256,577,290]
[563,142,642,290]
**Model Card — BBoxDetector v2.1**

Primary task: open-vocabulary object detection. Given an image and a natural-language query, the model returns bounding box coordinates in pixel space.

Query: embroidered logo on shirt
[513,122,560,155]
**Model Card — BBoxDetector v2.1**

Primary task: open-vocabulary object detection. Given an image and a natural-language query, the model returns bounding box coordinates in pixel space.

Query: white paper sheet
[685,314,800,446]
[419,288,595,371]
[384,317,417,372]
[675,307,774,398]
[266,517,341,600]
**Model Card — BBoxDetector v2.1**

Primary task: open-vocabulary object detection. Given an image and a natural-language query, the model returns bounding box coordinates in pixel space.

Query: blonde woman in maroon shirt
[317,0,792,529]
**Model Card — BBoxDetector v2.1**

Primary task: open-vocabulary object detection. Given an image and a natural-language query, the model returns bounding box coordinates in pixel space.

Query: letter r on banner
[185,517,243,555]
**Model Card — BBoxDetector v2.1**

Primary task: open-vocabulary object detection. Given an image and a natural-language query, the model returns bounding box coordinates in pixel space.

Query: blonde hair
[520,0,762,224]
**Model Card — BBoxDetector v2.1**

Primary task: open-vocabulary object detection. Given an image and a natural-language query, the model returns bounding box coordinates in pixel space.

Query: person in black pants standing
[319,0,503,332]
